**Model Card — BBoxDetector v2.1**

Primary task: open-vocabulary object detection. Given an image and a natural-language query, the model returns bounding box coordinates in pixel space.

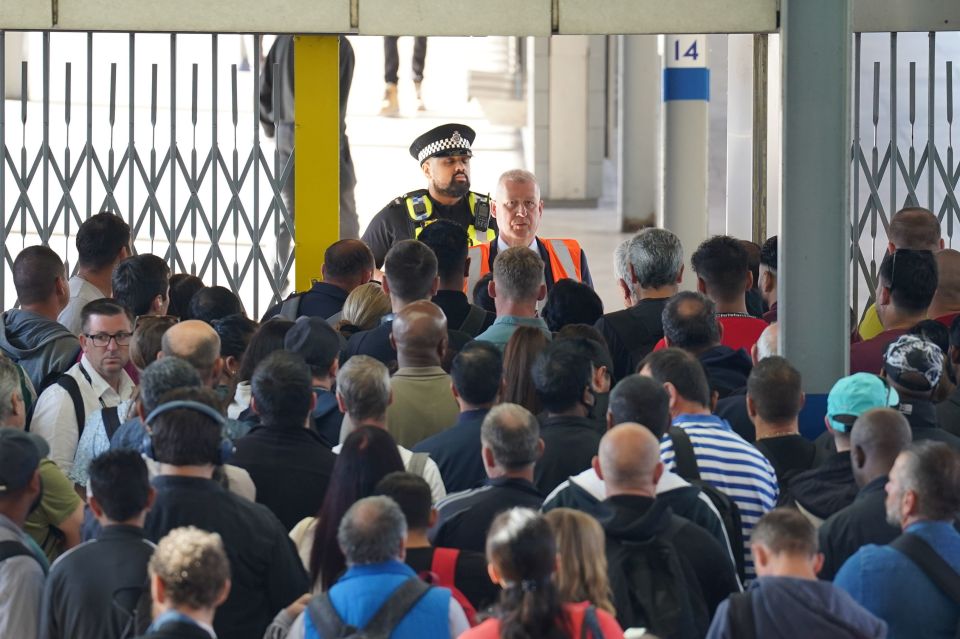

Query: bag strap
[668,426,701,481]
[891,533,960,604]
[726,592,756,639]
[363,577,432,638]
[307,592,354,639]
[580,604,605,639]
[407,452,429,478]
[430,547,459,587]
[56,375,86,439]
[278,295,301,320]
[102,405,122,441]
[0,539,35,564]
[458,304,487,336]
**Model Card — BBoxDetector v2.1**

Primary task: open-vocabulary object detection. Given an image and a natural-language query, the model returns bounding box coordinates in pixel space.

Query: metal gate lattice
[851,32,960,317]
[0,31,292,318]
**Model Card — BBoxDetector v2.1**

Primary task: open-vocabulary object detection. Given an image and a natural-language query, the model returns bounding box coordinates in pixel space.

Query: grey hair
[613,238,632,288]
[336,355,391,423]
[755,323,779,361]
[481,403,540,470]
[496,168,540,201]
[492,247,545,302]
[627,228,683,290]
[0,355,22,424]
[337,496,407,566]
[140,357,203,413]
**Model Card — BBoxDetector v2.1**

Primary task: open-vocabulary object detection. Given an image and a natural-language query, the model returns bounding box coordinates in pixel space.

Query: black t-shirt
[404,546,500,610]
[534,415,603,496]
[754,434,816,488]
[362,190,493,268]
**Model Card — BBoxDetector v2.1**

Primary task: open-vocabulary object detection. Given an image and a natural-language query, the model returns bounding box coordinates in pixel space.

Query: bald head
[931,249,960,316]
[754,322,779,363]
[390,300,447,365]
[161,320,222,385]
[322,239,375,290]
[889,207,943,251]
[850,408,912,488]
[597,423,663,496]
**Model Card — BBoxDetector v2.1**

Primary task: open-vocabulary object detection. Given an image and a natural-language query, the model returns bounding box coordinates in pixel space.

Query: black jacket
[698,345,753,400]
[432,291,495,337]
[594,297,669,382]
[144,476,309,639]
[714,389,755,443]
[342,320,472,371]
[754,434,817,489]
[900,399,960,450]
[936,385,960,437]
[230,424,337,530]
[782,451,858,520]
[412,409,488,494]
[600,495,739,627]
[41,525,155,639]
[817,476,899,581]
[134,620,213,639]
[430,477,543,553]
[534,414,602,496]
[261,281,349,322]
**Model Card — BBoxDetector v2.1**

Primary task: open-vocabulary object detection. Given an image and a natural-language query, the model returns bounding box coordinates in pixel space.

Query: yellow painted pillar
[293,35,339,292]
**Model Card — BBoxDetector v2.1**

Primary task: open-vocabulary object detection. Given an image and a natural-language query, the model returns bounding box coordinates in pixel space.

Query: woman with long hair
[288,425,405,591]
[335,282,391,340]
[544,508,616,616]
[462,508,623,639]
[501,326,550,415]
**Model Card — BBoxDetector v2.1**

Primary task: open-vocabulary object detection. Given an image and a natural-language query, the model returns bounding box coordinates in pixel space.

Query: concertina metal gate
[852,31,960,318]
[0,31,291,319]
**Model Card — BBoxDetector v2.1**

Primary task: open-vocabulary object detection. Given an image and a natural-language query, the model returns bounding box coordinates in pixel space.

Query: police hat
[409,124,476,165]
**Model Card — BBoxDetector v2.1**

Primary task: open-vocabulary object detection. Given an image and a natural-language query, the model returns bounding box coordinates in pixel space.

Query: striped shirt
[660,413,778,579]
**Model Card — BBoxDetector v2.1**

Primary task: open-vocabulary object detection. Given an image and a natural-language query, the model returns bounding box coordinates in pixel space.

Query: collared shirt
[496,236,538,253]
[69,398,135,485]
[836,520,960,639]
[0,513,46,639]
[57,276,107,336]
[386,366,460,448]
[661,414,778,579]
[31,354,136,475]
[148,611,217,639]
[474,315,551,351]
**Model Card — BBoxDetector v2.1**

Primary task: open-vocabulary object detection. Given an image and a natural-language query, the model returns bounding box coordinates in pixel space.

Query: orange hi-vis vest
[465,238,584,295]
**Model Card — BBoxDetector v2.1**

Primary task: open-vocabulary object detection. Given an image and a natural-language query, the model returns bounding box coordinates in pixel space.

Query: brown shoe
[379,83,399,117]
[414,81,426,112]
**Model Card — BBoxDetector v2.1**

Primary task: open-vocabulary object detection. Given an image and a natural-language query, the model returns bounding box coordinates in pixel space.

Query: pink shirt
[459,601,624,639]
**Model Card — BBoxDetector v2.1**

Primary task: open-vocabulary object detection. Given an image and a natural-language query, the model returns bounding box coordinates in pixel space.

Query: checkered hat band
[417,137,472,163]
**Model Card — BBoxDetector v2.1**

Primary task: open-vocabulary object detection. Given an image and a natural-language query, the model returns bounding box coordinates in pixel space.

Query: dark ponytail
[486,509,570,639]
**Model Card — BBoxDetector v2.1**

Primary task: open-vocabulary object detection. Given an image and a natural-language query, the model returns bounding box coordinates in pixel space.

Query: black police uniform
[360,123,496,268]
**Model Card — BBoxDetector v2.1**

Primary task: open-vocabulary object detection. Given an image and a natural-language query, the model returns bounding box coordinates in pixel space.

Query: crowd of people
[1,123,960,639]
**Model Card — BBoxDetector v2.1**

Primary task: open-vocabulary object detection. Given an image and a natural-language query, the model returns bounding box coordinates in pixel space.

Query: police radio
[474,194,491,232]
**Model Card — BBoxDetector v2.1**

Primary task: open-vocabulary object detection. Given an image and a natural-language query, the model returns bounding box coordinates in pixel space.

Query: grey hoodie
[0,309,80,391]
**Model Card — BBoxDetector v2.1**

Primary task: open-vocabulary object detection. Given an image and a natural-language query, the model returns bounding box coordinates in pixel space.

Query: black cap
[284,316,344,372]
[0,429,45,494]
[409,124,476,165]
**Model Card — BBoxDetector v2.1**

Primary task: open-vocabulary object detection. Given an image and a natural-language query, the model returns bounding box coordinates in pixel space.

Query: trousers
[383,36,427,84]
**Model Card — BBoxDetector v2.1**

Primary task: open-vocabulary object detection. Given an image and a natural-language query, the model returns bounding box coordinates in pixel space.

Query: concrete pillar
[617,35,660,231]
[725,34,754,239]
[779,0,852,392]
[4,32,25,100]
[661,34,709,280]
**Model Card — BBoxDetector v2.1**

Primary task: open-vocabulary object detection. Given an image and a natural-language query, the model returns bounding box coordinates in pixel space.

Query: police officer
[361,123,497,268]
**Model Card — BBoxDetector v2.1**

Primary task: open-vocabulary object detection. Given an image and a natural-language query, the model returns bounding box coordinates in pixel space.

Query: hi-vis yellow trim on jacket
[465,238,584,294]
[405,192,496,247]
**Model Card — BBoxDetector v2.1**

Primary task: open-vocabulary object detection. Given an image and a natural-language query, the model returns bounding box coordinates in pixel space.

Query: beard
[884,494,902,527]
[434,172,470,199]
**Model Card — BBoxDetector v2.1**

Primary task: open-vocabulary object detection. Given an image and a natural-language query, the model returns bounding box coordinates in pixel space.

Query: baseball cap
[884,334,943,392]
[826,373,900,433]
[0,429,45,494]
[284,316,344,372]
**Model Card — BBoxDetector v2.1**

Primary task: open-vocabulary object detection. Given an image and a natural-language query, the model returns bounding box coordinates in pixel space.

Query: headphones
[140,400,235,466]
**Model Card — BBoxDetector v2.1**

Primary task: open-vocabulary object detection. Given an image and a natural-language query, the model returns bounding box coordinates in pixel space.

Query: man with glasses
[465,169,593,296]
[31,299,136,475]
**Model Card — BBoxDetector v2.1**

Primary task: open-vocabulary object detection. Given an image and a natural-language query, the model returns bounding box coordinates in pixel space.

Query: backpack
[668,426,746,580]
[417,547,478,626]
[306,576,431,639]
[890,533,960,639]
[726,592,757,639]
[609,533,709,638]
[29,370,122,441]
[113,580,154,639]
[580,605,605,639]
[277,294,343,326]
[407,452,430,478]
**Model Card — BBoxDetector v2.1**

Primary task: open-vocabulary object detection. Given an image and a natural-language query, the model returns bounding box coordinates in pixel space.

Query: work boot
[379,83,399,117]
[414,81,426,111]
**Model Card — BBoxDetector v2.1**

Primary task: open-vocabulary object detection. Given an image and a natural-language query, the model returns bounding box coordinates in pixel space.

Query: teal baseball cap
[826,373,900,433]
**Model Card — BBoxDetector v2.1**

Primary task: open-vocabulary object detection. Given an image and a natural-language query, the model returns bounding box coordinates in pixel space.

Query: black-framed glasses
[84,332,133,347]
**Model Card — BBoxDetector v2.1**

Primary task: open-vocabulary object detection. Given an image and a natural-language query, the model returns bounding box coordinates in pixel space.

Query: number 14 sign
[666,35,707,69]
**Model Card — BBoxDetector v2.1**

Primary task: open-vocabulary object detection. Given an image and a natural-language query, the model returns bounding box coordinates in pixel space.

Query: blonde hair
[544,508,616,615]
[340,283,391,331]
[149,526,230,609]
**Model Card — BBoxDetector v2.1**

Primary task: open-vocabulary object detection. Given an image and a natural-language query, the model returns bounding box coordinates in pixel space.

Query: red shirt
[654,314,768,353]
[459,601,624,639]
[935,312,960,330]
[849,327,910,375]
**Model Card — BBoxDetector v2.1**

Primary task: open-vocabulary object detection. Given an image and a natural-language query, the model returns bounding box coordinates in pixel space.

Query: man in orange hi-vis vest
[465,169,593,298]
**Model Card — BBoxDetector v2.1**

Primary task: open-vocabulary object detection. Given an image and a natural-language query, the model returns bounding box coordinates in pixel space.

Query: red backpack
[418,547,479,626]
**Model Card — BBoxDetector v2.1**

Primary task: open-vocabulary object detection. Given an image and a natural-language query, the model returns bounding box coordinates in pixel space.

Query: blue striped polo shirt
[660,413,779,579]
